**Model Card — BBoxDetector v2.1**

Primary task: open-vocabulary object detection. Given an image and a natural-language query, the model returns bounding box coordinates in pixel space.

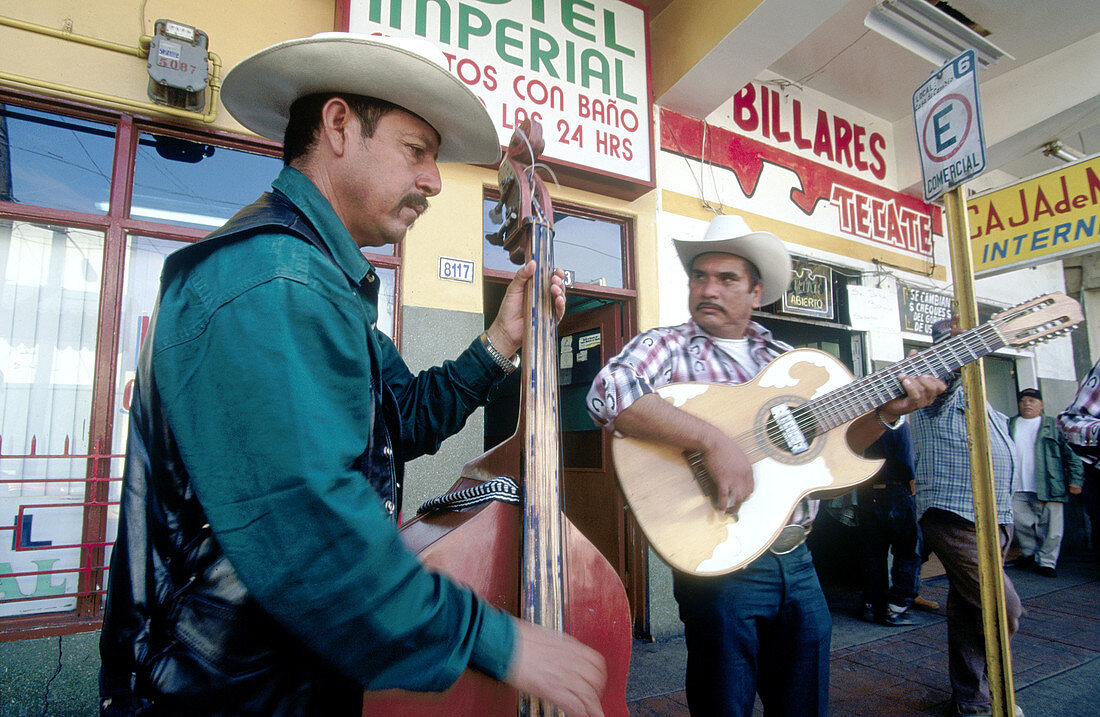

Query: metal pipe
[0,15,220,124]
[0,15,148,57]
[943,185,1017,717]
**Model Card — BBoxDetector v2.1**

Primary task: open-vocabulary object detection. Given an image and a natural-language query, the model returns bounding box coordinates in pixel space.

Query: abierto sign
[969,155,1100,277]
[912,51,986,202]
[346,0,653,187]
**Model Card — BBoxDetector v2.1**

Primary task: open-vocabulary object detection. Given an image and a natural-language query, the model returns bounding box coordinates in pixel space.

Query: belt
[769,523,811,555]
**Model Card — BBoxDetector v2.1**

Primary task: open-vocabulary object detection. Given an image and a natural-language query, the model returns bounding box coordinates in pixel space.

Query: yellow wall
[0,0,333,136]
[0,0,660,320]
[649,0,765,100]
[407,165,660,317]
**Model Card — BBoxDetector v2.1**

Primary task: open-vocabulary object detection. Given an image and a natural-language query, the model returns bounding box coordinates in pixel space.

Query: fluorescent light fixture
[1042,141,1084,163]
[95,202,227,227]
[864,0,1013,68]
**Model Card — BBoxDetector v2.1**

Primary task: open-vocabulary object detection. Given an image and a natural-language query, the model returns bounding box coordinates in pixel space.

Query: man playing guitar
[586,214,945,716]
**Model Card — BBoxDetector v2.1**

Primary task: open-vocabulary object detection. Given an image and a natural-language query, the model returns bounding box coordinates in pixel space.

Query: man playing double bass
[587,215,945,716]
[99,33,605,715]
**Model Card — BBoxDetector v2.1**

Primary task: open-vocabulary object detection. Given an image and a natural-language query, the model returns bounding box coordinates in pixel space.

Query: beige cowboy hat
[672,215,792,306]
[220,33,500,164]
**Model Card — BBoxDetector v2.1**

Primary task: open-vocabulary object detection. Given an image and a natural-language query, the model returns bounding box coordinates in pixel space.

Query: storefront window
[131,133,282,230]
[482,198,626,288]
[0,105,115,214]
[104,235,191,567]
[365,258,397,339]
[0,97,405,634]
[0,219,104,617]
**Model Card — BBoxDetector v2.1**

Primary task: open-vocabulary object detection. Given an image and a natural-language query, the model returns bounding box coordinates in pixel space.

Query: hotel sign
[969,154,1100,277]
[346,0,653,186]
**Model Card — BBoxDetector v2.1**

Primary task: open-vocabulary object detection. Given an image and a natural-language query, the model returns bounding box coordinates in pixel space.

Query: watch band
[875,407,904,431]
[480,331,520,374]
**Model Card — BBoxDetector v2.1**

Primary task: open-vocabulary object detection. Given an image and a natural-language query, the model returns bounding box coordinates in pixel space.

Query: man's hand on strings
[485,261,567,357]
[877,373,947,423]
[701,430,755,515]
[846,372,947,454]
[506,619,607,717]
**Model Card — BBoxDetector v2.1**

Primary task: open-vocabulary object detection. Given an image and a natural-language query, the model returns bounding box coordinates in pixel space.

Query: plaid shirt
[586,319,818,525]
[909,376,1016,525]
[1057,359,1100,455]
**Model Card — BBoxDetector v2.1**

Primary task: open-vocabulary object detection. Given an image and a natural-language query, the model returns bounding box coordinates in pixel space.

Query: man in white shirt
[1009,388,1084,577]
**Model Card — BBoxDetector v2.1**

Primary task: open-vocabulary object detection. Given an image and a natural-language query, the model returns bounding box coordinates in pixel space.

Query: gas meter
[147,19,209,111]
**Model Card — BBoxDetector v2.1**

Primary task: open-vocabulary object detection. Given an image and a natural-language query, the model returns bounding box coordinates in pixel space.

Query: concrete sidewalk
[625,555,1100,716]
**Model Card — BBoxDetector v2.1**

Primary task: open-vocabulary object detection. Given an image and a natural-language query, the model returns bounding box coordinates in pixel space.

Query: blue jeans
[857,483,921,610]
[673,544,832,716]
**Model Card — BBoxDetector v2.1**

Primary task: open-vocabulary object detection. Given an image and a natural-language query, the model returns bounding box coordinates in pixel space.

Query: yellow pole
[942,185,1016,717]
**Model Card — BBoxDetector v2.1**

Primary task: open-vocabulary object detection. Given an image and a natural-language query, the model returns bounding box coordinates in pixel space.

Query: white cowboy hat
[673,215,792,306]
[220,33,500,164]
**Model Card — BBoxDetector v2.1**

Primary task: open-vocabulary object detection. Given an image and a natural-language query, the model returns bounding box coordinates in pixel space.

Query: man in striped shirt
[909,317,1022,717]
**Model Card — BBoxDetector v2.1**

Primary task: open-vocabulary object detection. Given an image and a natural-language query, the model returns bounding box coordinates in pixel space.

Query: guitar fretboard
[803,322,1006,436]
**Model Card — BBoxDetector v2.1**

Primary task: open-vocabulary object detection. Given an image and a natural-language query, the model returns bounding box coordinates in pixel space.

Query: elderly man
[909,318,1023,717]
[1009,387,1084,577]
[99,34,604,715]
[586,214,944,716]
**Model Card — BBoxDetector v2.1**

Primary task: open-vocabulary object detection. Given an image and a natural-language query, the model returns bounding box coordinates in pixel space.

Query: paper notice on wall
[847,284,903,362]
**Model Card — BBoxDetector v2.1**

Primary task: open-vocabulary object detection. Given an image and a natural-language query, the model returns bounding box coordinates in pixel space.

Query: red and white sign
[661,108,940,259]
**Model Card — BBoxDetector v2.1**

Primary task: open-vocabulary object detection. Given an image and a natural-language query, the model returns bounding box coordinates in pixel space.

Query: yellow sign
[969,155,1100,276]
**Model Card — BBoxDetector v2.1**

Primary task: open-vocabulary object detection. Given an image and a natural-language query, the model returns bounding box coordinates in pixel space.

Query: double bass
[362,120,632,715]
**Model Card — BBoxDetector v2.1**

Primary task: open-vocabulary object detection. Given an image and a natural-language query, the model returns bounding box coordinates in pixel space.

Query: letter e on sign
[912,50,987,201]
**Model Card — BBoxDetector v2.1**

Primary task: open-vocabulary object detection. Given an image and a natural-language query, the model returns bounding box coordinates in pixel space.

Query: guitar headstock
[992,292,1083,348]
[484,119,555,265]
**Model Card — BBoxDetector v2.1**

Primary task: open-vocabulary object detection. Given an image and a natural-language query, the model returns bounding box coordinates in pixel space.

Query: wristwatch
[480,331,520,374]
[874,407,905,431]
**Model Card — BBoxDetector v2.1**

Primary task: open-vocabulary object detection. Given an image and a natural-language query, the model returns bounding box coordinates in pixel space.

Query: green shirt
[151,166,515,690]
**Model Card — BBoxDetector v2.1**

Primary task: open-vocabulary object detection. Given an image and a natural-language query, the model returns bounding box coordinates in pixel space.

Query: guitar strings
[724,321,1007,460]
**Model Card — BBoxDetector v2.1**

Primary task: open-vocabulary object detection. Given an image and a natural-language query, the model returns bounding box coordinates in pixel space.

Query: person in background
[1057,358,1100,551]
[909,317,1023,717]
[1008,387,1084,577]
[857,423,922,626]
[586,214,944,716]
[98,33,605,716]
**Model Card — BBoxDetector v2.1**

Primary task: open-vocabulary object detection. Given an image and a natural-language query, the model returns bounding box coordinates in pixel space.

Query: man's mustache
[401,193,429,213]
[695,301,725,314]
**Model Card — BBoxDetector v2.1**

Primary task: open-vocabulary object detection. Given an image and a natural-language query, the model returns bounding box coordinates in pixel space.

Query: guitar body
[610,293,1083,577]
[612,348,882,576]
[361,472,633,716]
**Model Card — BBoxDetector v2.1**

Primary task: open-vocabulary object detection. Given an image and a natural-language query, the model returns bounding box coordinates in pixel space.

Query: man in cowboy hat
[99,33,604,715]
[587,214,944,716]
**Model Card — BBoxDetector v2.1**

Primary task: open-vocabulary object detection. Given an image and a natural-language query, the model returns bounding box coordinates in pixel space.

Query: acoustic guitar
[611,292,1082,576]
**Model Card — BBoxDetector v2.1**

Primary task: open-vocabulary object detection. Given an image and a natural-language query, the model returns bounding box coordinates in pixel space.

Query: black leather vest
[99,191,402,715]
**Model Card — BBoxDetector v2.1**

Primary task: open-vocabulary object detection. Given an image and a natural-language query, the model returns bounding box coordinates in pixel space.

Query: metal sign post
[915,50,1015,717]
[943,187,1016,717]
